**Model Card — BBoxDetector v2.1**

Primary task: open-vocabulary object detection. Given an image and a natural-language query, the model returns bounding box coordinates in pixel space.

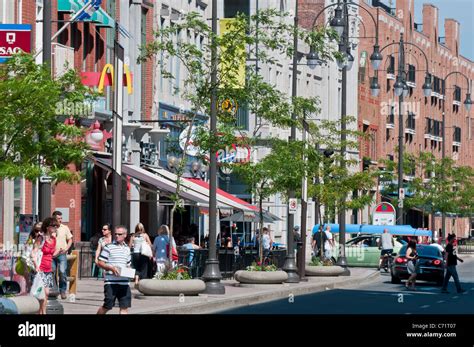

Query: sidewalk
[61,268,378,314]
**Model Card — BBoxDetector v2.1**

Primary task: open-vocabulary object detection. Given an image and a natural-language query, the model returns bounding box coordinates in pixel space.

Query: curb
[139,270,379,314]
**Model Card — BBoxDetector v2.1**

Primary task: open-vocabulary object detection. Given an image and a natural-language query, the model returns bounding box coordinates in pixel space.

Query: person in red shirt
[35,218,61,314]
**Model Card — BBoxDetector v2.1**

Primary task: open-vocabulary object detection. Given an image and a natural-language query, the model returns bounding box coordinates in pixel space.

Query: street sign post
[289,198,297,215]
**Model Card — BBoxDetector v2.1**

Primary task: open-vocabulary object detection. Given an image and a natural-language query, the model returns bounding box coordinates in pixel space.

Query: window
[387,55,395,74]
[224,0,250,18]
[453,86,461,102]
[453,127,461,143]
[0,1,14,23]
[407,64,416,83]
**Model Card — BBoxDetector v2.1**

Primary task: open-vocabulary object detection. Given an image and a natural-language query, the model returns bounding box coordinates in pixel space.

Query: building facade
[357,0,474,238]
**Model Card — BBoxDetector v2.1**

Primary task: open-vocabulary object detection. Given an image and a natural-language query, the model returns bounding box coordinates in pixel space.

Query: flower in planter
[246,262,277,272]
[153,264,192,280]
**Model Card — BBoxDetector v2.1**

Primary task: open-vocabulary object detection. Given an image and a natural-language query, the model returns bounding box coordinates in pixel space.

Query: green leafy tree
[139,9,340,265]
[0,53,92,183]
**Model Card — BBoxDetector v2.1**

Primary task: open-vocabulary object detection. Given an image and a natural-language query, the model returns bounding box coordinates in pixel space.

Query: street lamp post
[202,0,225,294]
[308,0,381,275]
[370,33,432,226]
[441,72,472,240]
[282,0,300,283]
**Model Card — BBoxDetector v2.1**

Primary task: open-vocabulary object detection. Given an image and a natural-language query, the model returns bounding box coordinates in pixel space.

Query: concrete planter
[138,279,206,296]
[234,270,288,284]
[305,265,345,277]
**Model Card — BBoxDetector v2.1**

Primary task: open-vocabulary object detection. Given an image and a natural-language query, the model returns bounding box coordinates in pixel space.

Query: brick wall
[358,0,474,237]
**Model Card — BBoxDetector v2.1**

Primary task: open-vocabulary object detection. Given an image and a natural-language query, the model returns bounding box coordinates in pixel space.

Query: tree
[306,116,377,228]
[139,9,340,264]
[0,53,92,183]
[380,151,474,234]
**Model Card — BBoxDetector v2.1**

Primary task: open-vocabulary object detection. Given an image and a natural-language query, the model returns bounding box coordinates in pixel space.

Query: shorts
[103,284,132,310]
[381,249,393,256]
[39,272,55,289]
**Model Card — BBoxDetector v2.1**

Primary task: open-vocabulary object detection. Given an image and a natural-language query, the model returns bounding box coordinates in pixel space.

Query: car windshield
[399,245,441,257]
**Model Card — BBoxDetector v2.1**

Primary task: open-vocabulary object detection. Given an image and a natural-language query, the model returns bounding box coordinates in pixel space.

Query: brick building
[357,0,474,238]
[0,0,155,246]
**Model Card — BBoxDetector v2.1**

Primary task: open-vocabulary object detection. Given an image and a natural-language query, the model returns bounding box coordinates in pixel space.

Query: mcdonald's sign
[80,64,133,94]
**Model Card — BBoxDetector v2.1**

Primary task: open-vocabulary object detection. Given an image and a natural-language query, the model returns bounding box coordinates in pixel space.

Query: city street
[221,257,474,314]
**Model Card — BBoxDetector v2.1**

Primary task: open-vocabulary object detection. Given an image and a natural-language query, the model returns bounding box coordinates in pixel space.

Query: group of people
[92,222,202,314]
[18,211,73,314]
[311,225,336,261]
[404,233,465,293]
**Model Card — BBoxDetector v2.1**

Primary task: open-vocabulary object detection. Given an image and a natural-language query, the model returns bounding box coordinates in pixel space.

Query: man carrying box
[97,225,134,314]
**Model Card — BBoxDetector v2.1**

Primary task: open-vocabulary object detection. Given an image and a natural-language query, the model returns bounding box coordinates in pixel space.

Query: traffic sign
[289,198,297,214]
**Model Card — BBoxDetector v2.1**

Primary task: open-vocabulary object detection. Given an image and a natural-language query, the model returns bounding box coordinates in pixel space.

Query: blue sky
[413,0,474,60]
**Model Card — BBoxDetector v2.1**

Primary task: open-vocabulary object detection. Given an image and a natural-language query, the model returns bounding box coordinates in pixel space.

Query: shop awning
[90,157,255,211]
[91,157,209,206]
[57,0,115,28]
[146,167,255,212]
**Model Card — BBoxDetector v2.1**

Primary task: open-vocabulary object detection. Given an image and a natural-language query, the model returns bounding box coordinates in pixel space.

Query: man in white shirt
[324,226,334,260]
[378,228,395,270]
[52,211,73,299]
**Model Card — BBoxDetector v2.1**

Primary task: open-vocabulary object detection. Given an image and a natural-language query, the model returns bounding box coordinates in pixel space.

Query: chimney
[445,19,460,55]
[422,4,438,41]
[396,0,415,32]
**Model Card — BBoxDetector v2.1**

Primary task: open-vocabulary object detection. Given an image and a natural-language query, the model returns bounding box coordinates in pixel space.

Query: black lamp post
[370,33,432,225]
[202,0,225,294]
[308,0,380,275]
[440,72,472,240]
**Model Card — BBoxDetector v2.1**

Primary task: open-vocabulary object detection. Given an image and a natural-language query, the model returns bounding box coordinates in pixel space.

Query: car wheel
[391,274,401,284]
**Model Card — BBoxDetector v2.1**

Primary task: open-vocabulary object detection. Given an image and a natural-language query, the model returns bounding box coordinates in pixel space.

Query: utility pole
[396,33,405,226]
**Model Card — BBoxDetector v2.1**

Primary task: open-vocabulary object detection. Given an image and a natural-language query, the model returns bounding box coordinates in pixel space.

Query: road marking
[452,296,459,299]
[405,312,412,315]
[420,305,430,309]
[436,300,445,304]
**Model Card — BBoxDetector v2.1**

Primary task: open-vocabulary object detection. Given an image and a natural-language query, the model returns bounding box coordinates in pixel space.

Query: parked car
[332,234,404,267]
[390,244,445,286]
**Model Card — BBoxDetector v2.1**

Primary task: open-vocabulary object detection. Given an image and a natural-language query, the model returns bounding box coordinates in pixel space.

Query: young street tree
[0,53,92,183]
[379,151,474,237]
[139,9,340,265]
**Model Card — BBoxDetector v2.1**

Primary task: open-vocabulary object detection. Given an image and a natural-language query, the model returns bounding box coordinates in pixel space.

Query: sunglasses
[102,228,109,231]
[115,233,125,236]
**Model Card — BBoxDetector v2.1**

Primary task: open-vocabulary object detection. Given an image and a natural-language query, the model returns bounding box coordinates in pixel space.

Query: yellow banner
[219,18,245,89]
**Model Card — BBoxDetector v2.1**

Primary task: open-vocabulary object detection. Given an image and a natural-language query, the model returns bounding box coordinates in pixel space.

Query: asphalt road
[221,257,474,314]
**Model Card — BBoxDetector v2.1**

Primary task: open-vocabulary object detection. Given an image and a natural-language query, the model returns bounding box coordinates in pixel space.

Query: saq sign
[0,24,31,63]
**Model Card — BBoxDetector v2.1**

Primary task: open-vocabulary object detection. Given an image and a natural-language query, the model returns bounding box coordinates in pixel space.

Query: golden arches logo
[98,63,133,95]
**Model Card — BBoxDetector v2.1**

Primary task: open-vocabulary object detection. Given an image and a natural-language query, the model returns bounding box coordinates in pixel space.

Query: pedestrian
[324,225,335,260]
[262,227,273,257]
[311,225,327,258]
[183,236,201,264]
[152,225,176,274]
[378,228,395,270]
[97,225,133,315]
[441,234,465,294]
[94,224,112,277]
[293,225,301,252]
[34,218,61,314]
[52,211,73,300]
[129,223,152,287]
[405,239,418,290]
[20,222,43,292]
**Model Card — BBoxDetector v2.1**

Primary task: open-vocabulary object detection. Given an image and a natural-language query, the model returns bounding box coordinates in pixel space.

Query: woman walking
[405,239,418,290]
[129,223,152,287]
[94,224,113,278]
[33,218,61,314]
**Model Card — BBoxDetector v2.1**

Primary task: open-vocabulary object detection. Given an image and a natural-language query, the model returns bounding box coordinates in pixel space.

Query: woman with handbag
[129,223,152,287]
[33,218,61,314]
[405,239,419,290]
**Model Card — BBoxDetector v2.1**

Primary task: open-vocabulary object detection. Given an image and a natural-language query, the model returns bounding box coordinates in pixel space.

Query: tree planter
[305,265,345,277]
[138,279,206,296]
[234,270,288,284]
